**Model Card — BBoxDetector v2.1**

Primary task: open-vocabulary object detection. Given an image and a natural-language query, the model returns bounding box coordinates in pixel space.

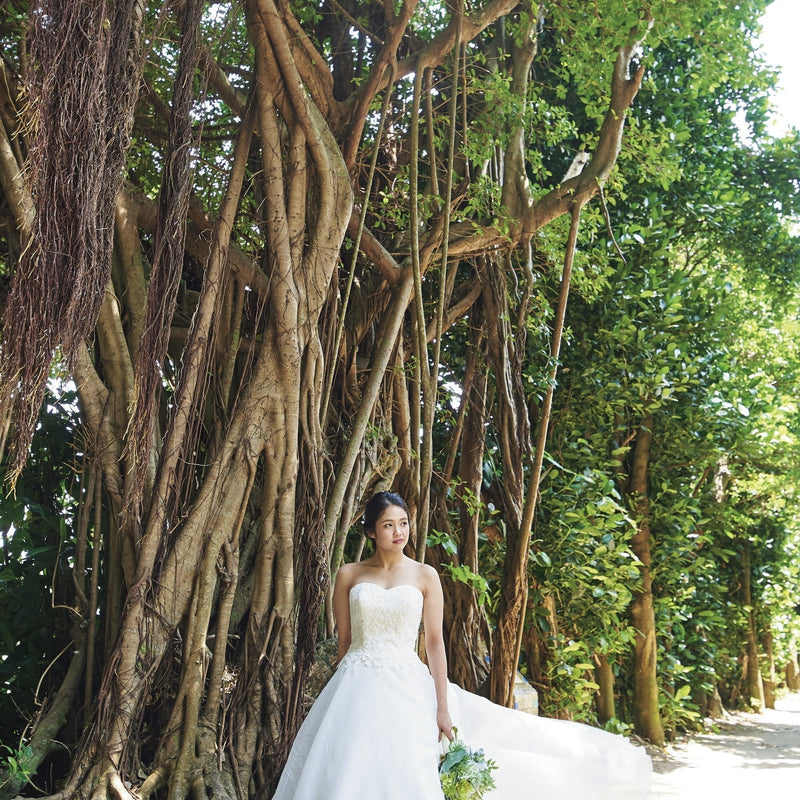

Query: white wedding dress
[272,582,652,799]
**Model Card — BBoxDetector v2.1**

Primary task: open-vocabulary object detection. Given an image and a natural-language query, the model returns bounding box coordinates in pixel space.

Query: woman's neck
[368,551,408,570]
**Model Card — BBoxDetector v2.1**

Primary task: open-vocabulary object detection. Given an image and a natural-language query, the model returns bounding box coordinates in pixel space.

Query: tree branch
[449,32,651,255]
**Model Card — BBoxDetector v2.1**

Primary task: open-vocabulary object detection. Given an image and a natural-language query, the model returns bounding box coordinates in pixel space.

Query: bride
[272,491,652,799]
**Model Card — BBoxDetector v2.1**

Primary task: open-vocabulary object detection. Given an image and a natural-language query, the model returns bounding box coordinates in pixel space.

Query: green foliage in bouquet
[439,728,498,800]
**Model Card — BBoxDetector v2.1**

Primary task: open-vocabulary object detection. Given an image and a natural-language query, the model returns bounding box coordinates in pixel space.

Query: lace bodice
[338,583,423,671]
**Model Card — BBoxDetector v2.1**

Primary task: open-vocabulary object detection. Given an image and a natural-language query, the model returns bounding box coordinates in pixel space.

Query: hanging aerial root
[0,0,144,482]
[123,0,205,526]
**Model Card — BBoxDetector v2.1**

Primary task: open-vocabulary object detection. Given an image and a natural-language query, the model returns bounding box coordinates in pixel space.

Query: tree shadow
[651,703,800,776]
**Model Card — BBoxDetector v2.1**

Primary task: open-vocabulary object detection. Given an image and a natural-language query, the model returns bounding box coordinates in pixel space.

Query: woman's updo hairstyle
[363,491,408,534]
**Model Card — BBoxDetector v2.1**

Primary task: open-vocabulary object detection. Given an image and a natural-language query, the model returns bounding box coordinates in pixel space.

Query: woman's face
[370,504,410,551]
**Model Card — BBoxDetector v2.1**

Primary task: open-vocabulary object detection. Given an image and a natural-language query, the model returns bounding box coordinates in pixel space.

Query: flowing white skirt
[272,653,652,800]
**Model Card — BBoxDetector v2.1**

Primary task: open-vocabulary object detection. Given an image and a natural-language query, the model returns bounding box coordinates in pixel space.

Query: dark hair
[363,491,408,532]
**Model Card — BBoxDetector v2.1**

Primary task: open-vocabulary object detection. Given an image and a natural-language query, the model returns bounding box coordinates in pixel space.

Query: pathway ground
[648,692,800,798]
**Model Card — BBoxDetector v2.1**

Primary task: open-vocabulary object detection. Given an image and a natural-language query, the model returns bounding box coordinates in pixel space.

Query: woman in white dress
[272,492,652,800]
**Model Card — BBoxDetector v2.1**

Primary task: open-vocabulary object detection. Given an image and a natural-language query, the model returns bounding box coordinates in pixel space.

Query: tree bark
[785,647,800,691]
[761,623,776,710]
[742,539,765,711]
[626,412,665,745]
[435,302,491,693]
[595,653,616,724]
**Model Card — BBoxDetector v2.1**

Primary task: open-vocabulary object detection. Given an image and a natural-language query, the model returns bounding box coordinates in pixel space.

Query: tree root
[191,759,238,800]
[34,753,239,800]
[36,758,138,800]
[138,754,237,800]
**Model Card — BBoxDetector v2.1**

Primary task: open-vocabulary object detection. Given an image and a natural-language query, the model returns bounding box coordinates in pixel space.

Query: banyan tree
[0,1,778,798]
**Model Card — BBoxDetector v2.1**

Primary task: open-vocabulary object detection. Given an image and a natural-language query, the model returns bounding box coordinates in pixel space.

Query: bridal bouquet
[439,728,498,800]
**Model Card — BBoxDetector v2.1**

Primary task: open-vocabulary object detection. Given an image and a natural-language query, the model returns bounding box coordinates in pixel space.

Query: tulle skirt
[272,653,652,800]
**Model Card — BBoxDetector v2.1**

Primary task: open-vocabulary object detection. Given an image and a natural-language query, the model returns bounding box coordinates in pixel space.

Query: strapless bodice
[338,583,423,670]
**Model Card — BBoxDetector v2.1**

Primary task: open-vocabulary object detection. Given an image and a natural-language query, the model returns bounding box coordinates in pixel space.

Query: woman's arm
[422,564,453,742]
[332,563,355,663]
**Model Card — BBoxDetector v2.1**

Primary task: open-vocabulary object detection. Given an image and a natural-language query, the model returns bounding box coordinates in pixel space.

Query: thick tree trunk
[742,539,765,711]
[595,653,616,724]
[522,595,558,711]
[482,251,532,706]
[761,624,776,710]
[708,683,725,718]
[786,646,800,691]
[626,412,665,745]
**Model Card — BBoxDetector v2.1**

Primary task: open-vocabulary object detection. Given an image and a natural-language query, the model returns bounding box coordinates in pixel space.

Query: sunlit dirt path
[648,693,800,798]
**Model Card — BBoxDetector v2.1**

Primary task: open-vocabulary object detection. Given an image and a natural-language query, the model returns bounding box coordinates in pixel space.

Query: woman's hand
[437,707,454,742]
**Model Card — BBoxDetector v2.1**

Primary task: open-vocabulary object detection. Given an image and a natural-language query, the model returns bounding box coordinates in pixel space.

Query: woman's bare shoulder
[334,561,360,590]
[417,562,441,592]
